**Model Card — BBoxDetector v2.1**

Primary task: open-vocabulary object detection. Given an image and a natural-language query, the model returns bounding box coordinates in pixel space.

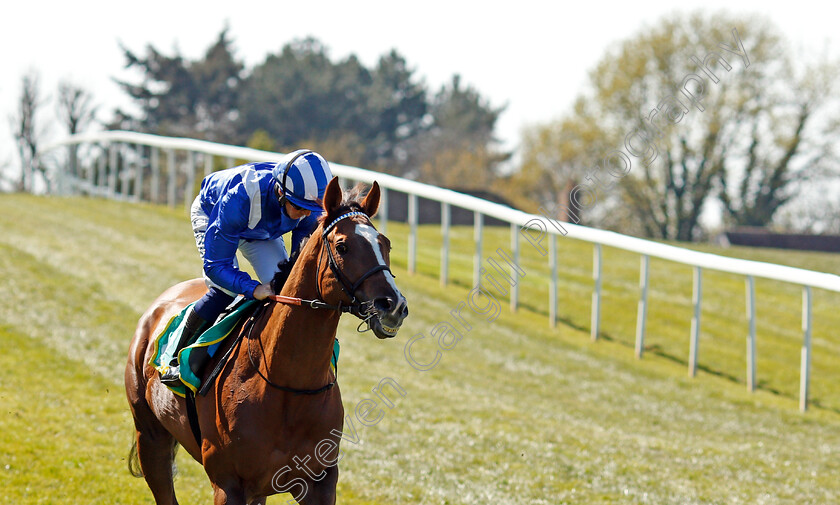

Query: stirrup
[160,366,182,386]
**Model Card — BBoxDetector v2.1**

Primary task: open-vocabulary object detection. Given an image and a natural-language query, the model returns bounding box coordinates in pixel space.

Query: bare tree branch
[9,70,47,192]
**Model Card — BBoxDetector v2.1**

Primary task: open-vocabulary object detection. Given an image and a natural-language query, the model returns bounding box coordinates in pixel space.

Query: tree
[10,70,46,192]
[57,80,97,135]
[237,41,430,174]
[190,28,244,141]
[775,192,840,234]
[113,27,243,141]
[57,80,97,179]
[714,59,840,227]
[114,34,506,184]
[415,75,508,189]
[113,42,194,135]
[430,74,502,147]
[519,11,839,240]
[237,38,372,151]
[362,50,428,174]
[507,97,611,221]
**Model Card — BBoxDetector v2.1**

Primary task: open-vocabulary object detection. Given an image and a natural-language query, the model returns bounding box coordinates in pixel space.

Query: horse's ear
[323,177,343,215]
[361,181,380,217]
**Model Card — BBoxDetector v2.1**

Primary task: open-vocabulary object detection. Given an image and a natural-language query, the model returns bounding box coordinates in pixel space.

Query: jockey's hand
[253,283,274,300]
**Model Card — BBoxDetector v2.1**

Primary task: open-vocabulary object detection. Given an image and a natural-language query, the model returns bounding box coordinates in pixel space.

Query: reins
[267,294,358,313]
[246,302,337,395]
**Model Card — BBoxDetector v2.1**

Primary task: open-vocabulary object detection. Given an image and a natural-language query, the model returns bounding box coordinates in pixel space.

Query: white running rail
[44,130,840,411]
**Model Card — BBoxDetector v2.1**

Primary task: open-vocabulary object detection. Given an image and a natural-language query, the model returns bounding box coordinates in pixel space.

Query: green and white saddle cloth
[151,300,339,397]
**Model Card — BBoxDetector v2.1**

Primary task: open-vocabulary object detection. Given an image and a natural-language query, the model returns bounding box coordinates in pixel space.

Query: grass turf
[1,193,839,504]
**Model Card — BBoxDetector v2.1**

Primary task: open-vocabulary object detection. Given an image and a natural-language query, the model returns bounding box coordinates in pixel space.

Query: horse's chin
[370,317,400,339]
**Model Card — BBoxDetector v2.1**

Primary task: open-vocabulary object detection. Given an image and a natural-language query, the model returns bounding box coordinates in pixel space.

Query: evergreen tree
[113,27,243,142]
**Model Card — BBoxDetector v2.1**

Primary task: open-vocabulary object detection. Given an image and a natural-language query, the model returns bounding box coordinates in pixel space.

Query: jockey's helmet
[272,149,333,212]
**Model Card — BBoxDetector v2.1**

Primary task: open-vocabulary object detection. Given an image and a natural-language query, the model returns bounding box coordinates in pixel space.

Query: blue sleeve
[290,211,322,257]
[203,189,261,298]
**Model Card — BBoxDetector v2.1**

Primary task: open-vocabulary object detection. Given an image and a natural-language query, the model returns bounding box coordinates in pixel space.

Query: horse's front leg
[300,465,339,505]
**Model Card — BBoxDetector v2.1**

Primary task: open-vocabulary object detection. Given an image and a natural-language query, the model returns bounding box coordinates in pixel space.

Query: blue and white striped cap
[272,149,333,212]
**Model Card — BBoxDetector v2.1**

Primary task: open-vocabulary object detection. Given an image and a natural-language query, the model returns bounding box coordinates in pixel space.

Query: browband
[322,211,368,236]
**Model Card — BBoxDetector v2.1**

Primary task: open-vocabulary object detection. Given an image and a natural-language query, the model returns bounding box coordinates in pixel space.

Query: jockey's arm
[203,191,262,299]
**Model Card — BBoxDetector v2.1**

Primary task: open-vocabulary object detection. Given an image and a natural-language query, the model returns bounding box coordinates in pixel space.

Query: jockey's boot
[160,307,206,386]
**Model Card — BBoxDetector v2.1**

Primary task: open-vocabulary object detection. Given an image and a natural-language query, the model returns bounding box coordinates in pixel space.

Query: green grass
[1,193,840,504]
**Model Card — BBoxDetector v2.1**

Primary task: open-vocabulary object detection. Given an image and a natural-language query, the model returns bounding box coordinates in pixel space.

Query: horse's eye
[335,242,348,255]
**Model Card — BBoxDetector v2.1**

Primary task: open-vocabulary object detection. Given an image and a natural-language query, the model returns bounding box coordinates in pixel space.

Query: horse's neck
[257,238,339,386]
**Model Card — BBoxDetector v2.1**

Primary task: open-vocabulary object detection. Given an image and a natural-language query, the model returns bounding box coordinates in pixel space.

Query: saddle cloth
[150,300,339,397]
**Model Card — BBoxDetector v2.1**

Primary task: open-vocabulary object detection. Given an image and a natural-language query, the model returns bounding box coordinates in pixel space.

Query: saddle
[150,298,259,397]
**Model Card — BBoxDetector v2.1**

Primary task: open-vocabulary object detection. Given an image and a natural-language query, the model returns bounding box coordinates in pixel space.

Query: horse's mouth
[371,317,401,339]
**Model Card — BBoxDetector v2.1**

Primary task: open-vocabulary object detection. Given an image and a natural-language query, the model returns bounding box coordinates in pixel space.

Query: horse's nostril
[401,304,409,317]
[373,297,394,313]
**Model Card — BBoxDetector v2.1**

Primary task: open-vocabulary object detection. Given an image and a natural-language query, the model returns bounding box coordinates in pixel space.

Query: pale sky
[1,0,838,173]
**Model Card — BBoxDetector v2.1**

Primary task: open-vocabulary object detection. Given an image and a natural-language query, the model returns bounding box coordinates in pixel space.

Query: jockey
[160,149,333,386]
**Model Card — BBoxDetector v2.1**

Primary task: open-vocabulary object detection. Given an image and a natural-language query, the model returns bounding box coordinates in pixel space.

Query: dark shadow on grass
[591,330,631,348]
[643,344,743,384]
[808,398,840,414]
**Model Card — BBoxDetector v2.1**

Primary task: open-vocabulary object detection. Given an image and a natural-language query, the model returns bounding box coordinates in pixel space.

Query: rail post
[591,244,602,341]
[511,223,519,313]
[474,212,483,288]
[408,193,418,274]
[635,255,650,359]
[800,286,812,412]
[108,142,118,198]
[185,151,196,211]
[746,276,757,392]
[549,233,557,328]
[441,202,450,286]
[689,266,703,377]
[150,147,160,203]
[166,149,176,207]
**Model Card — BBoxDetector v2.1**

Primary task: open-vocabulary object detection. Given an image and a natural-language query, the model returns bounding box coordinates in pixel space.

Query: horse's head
[318,177,408,339]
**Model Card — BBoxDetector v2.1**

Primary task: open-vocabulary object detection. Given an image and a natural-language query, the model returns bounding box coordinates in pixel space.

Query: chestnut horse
[125,178,408,505]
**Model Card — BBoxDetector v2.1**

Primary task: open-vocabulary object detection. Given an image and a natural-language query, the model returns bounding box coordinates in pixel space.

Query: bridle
[317,211,393,313]
[251,209,394,395]
[268,210,394,318]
